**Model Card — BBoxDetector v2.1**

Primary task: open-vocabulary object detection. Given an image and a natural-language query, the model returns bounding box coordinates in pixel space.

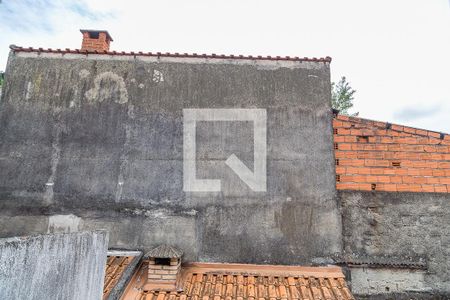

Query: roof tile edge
[9,45,332,63]
[335,114,450,137]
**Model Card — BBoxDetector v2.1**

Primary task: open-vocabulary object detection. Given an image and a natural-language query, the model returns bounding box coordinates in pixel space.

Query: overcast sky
[1,0,449,133]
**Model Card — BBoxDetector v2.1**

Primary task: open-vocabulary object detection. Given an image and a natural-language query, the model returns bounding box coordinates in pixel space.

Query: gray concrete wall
[0,230,108,300]
[0,51,340,264]
[340,191,450,297]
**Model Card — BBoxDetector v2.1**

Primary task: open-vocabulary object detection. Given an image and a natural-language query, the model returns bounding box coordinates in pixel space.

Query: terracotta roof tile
[9,44,332,63]
[103,251,143,300]
[104,255,134,299]
[121,263,354,300]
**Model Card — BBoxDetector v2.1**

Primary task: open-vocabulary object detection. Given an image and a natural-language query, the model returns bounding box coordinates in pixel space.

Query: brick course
[334,115,450,193]
[80,31,111,52]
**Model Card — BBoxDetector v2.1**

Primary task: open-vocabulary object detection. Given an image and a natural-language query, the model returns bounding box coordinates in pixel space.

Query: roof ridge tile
[9,45,332,63]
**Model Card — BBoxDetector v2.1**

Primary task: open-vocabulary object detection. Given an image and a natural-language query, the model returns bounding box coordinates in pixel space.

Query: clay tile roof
[121,262,355,300]
[103,251,142,300]
[145,244,183,259]
[9,44,332,63]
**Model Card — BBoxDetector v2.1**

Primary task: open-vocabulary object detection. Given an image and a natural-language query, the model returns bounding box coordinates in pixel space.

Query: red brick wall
[81,32,111,52]
[333,114,450,193]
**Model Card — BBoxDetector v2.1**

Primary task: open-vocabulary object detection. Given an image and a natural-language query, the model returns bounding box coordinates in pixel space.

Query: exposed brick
[403,127,416,134]
[333,115,450,194]
[368,136,378,143]
[80,30,112,52]
[149,265,163,270]
[344,136,357,142]
[428,153,444,160]
[416,129,428,136]
[338,143,352,150]
[395,169,409,175]
[374,121,386,128]
[428,131,441,139]
[340,159,365,167]
[336,115,349,121]
[335,166,346,174]
[364,159,390,167]
[349,167,364,174]
[353,175,368,183]
[421,185,435,192]
[370,168,385,175]
[429,138,443,145]
[380,137,393,144]
[418,169,433,176]
[387,144,401,151]
[433,170,446,176]
[407,169,421,176]
[434,185,447,193]
[391,124,404,131]
[426,177,440,184]
[394,137,419,144]
[399,184,422,192]
[390,176,402,183]
[383,169,396,175]
[336,183,360,190]
[358,183,373,191]
[339,128,351,135]
[374,184,392,191]
[162,265,179,270]
[377,176,391,183]
[333,136,345,143]
[386,130,400,137]
[412,177,428,184]
[332,120,342,127]
[375,145,388,151]
[438,162,450,169]
[423,145,436,153]
[357,152,384,159]
[439,178,450,185]
[341,121,353,128]
[413,161,437,168]
[350,129,362,136]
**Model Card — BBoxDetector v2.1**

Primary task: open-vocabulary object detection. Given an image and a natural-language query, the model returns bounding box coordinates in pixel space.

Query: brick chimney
[80,29,113,52]
[144,245,183,292]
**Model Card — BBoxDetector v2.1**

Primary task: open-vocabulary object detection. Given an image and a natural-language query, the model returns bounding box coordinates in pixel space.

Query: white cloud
[1,0,449,133]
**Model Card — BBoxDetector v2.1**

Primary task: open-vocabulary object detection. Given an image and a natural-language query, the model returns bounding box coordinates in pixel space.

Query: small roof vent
[144,245,183,292]
[144,244,183,259]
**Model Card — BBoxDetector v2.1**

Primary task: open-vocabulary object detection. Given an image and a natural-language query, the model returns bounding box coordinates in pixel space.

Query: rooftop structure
[80,29,113,52]
[102,251,354,300]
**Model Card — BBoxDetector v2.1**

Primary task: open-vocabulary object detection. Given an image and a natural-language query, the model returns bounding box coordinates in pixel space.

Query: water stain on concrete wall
[48,214,81,233]
[85,71,128,104]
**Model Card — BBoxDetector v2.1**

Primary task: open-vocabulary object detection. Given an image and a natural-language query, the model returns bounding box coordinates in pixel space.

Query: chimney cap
[80,29,113,41]
[144,244,183,259]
